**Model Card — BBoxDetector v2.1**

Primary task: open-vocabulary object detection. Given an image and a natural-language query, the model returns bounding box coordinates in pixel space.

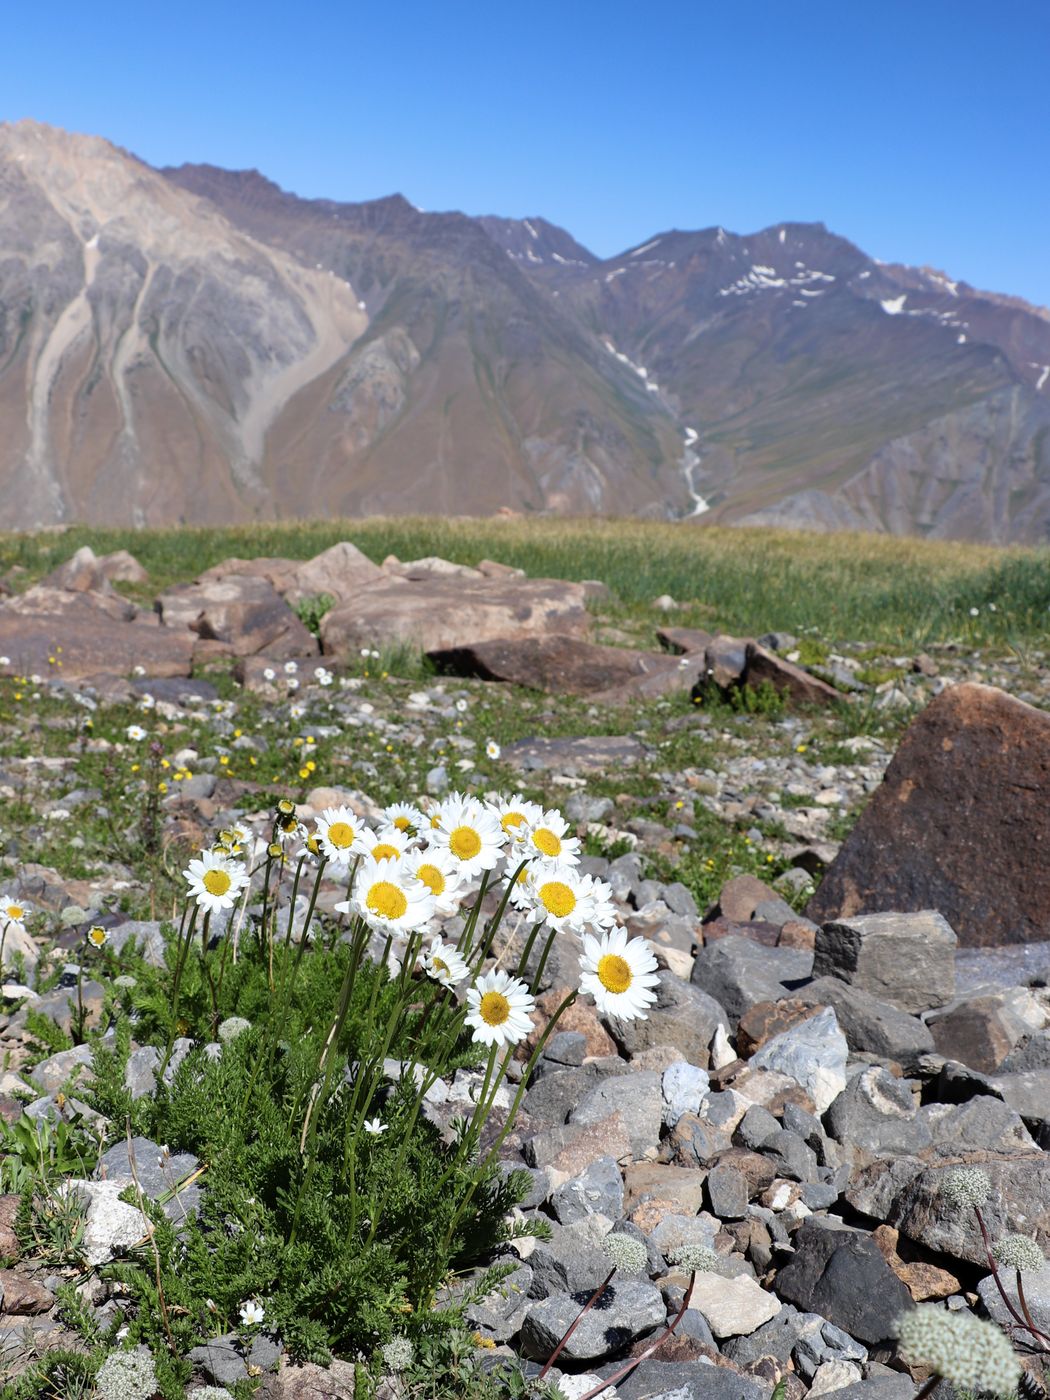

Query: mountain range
[1,118,1048,540]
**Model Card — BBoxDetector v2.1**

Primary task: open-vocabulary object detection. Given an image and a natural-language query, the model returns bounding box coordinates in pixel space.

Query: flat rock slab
[689,1272,781,1337]
[0,589,193,680]
[156,575,316,659]
[429,632,707,701]
[503,735,647,774]
[807,683,1050,946]
[812,910,956,1013]
[320,574,590,655]
[520,1280,666,1361]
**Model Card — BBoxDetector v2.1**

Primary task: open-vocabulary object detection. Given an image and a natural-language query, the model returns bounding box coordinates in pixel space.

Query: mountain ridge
[1,119,1048,540]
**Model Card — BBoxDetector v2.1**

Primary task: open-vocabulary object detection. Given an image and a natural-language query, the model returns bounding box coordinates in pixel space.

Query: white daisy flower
[284,661,298,674]
[422,935,470,988]
[516,864,601,934]
[514,808,581,866]
[239,1299,265,1327]
[579,928,659,1021]
[315,806,366,865]
[286,677,300,691]
[455,698,469,713]
[353,824,412,864]
[139,693,155,710]
[85,925,109,948]
[363,1118,388,1135]
[466,968,535,1048]
[383,801,426,838]
[404,847,470,918]
[288,703,304,718]
[338,856,435,934]
[426,796,506,879]
[262,667,276,681]
[0,898,28,931]
[485,739,501,760]
[126,723,146,741]
[490,793,545,841]
[184,849,250,914]
[0,656,10,666]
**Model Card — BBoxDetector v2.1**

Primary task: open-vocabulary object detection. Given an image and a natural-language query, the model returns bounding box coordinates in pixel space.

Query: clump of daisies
[896,1306,1020,1397]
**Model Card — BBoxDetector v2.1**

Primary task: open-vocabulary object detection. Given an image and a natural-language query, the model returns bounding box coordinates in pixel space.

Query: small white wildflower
[262,667,276,681]
[239,1298,265,1327]
[940,1165,991,1210]
[363,1118,388,1135]
[485,739,501,760]
[95,1349,158,1400]
[284,660,298,674]
[969,606,980,617]
[189,1389,236,1400]
[381,1336,414,1372]
[601,1233,648,1275]
[455,697,468,712]
[132,664,146,677]
[126,724,146,741]
[286,677,300,691]
[896,1305,1020,1397]
[993,1233,1045,1272]
[218,1016,251,1043]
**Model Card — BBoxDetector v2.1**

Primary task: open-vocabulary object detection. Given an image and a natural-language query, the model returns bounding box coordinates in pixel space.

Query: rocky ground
[0,540,1048,1399]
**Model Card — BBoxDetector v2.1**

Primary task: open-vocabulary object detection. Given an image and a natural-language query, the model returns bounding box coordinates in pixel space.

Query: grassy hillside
[2,516,1047,649]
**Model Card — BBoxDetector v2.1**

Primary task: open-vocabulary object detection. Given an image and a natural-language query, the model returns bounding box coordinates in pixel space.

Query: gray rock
[525,1065,600,1125]
[824,1067,932,1161]
[797,976,935,1069]
[723,1304,820,1365]
[889,1155,1050,1265]
[920,1095,1036,1153]
[542,1031,587,1067]
[812,911,956,1014]
[99,1136,202,1225]
[529,1224,612,1297]
[608,972,728,1066]
[774,1217,914,1343]
[662,1061,710,1127]
[570,1071,663,1159]
[735,1105,780,1150]
[707,1166,750,1220]
[844,1156,927,1222]
[990,1069,1050,1132]
[762,1129,820,1183]
[1001,1031,1050,1074]
[821,1381,916,1400]
[691,936,812,1028]
[186,1332,281,1386]
[614,1359,767,1400]
[180,773,217,799]
[926,986,1040,1074]
[749,1006,847,1113]
[124,1046,161,1099]
[793,1319,867,1379]
[551,1156,624,1225]
[105,919,169,967]
[465,1263,534,1342]
[689,1271,781,1337]
[977,1261,1050,1342]
[519,1280,666,1362]
[28,1043,94,1095]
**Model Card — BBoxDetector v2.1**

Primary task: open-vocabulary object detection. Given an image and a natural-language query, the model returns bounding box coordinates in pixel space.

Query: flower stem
[975,1206,1034,1338]
[576,1266,698,1400]
[538,1267,616,1379]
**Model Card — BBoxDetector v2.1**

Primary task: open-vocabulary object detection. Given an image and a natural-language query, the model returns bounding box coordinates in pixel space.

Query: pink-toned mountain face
[2,119,1049,539]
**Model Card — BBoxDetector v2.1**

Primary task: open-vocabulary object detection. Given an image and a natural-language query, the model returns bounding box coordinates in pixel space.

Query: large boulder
[810,911,956,1013]
[807,683,1050,945]
[0,587,193,679]
[320,574,591,656]
[428,633,706,700]
[774,1217,914,1344]
[155,575,316,659]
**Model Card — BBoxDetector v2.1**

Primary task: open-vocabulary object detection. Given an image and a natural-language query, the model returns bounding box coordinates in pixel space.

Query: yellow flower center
[366,881,408,921]
[532,827,561,857]
[6,905,24,921]
[87,927,107,946]
[539,881,576,919]
[501,811,526,832]
[432,956,450,976]
[202,869,232,897]
[597,953,632,995]
[393,815,411,831]
[371,843,400,862]
[479,990,510,1026]
[450,826,482,861]
[430,813,442,828]
[326,821,355,849]
[417,864,447,896]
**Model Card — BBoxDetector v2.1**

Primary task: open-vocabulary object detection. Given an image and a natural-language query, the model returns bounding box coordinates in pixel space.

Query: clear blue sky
[3,0,1048,304]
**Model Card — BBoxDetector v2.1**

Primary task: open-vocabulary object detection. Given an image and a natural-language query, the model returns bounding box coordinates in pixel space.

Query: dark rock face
[807,683,1050,945]
[774,1218,913,1344]
[0,587,193,680]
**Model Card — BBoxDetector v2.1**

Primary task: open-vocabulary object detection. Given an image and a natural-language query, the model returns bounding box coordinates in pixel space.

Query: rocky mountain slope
[2,119,1049,538]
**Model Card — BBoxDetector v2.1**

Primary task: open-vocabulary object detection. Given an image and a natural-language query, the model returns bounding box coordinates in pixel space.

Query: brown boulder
[744,643,842,707]
[0,589,192,679]
[321,574,591,656]
[283,541,384,606]
[156,576,317,659]
[736,999,824,1057]
[428,632,704,698]
[807,683,1050,946]
[41,545,114,593]
[0,1268,54,1314]
[657,626,716,654]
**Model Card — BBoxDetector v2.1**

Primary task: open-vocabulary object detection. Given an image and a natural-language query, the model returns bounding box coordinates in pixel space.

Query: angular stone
[690,936,812,1028]
[713,876,781,924]
[662,1062,711,1127]
[774,1217,914,1343]
[0,1269,54,1314]
[255,1357,357,1398]
[797,977,934,1070]
[27,1043,94,1095]
[806,683,1050,947]
[615,1358,768,1400]
[749,1008,848,1114]
[623,1163,710,1217]
[281,541,384,607]
[977,1261,1050,1340]
[503,734,647,776]
[428,633,705,700]
[519,1281,666,1361]
[927,988,1039,1073]
[919,1095,1035,1153]
[707,1166,750,1220]
[570,1072,663,1159]
[65,1178,149,1266]
[689,1272,781,1338]
[186,1331,281,1387]
[551,1156,624,1226]
[529,1222,612,1298]
[811,911,956,1013]
[889,1155,1050,1265]
[608,972,728,1067]
[157,574,316,659]
[744,643,841,707]
[737,1000,822,1058]
[0,587,193,680]
[524,1118,634,1172]
[824,1067,931,1162]
[870,1224,961,1302]
[989,1070,1050,1133]
[321,573,590,656]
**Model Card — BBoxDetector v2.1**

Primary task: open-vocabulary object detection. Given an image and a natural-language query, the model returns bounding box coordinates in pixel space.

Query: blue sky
[3,0,1048,304]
